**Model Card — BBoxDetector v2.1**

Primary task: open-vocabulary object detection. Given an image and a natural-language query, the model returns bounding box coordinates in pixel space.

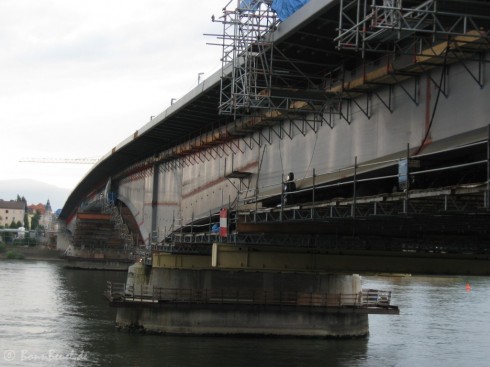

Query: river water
[1,260,489,367]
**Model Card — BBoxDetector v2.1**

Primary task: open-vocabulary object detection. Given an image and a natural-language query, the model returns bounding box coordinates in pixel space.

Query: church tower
[45,199,52,214]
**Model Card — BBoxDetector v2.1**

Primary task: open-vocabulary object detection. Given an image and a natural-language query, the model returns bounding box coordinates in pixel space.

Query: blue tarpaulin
[240,0,262,10]
[240,0,310,21]
[271,0,309,21]
[240,0,262,11]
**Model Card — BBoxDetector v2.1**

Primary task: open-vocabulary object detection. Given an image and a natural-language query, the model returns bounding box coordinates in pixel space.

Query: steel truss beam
[449,49,486,89]
[239,191,487,226]
[336,0,490,55]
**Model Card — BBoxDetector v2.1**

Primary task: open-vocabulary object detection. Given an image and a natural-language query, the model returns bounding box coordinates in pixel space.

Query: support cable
[414,39,451,156]
[300,129,319,186]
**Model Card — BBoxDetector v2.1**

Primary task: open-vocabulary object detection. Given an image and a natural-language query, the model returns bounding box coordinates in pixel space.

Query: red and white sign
[219,208,228,237]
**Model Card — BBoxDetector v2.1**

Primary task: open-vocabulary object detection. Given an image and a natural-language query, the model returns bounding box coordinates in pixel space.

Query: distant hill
[0,179,71,212]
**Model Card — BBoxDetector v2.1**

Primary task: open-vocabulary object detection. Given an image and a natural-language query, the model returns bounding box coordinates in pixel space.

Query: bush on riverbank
[6,251,25,260]
[0,244,5,254]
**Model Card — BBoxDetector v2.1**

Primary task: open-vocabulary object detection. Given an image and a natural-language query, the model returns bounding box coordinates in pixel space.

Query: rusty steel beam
[77,213,112,221]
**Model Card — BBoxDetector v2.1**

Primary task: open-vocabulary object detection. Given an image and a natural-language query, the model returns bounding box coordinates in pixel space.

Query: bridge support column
[150,163,159,245]
[114,253,371,337]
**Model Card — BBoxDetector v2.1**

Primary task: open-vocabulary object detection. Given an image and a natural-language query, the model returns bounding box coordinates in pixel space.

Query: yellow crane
[19,157,99,164]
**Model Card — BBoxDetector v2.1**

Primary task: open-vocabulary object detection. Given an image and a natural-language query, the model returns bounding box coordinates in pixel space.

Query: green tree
[31,210,41,230]
[23,213,30,230]
[8,220,23,229]
[15,195,28,209]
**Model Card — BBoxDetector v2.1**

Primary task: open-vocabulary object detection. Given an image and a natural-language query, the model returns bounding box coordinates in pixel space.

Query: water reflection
[365,275,490,367]
[1,263,490,366]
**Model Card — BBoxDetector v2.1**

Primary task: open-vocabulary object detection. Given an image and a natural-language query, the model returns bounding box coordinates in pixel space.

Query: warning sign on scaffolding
[219,208,228,237]
[398,159,408,190]
[399,159,419,190]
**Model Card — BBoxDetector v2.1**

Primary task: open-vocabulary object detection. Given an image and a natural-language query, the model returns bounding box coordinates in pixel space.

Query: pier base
[114,263,370,337]
[116,303,369,337]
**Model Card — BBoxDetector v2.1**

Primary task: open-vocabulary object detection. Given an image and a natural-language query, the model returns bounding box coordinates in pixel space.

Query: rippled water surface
[1,260,490,366]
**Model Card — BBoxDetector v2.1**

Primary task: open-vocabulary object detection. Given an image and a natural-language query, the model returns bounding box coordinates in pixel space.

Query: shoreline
[0,244,63,261]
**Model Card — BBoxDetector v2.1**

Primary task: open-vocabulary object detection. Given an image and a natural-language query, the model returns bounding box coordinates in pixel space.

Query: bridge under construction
[58,0,490,337]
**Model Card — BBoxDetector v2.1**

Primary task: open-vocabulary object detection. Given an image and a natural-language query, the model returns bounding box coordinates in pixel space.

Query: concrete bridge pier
[114,258,372,337]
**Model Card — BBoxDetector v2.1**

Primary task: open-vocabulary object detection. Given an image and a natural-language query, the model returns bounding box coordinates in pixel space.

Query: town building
[0,200,26,227]
[27,199,54,230]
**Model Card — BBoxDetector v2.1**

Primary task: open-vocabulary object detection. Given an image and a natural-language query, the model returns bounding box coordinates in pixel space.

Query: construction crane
[19,157,99,164]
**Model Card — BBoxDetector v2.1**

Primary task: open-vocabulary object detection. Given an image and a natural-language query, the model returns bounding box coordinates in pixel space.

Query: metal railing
[105,281,393,309]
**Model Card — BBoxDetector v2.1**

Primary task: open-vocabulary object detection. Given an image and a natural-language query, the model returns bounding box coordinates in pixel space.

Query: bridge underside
[211,244,490,276]
[151,235,490,276]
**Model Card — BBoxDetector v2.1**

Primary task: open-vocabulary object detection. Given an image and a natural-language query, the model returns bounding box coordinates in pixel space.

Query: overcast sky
[0,0,226,191]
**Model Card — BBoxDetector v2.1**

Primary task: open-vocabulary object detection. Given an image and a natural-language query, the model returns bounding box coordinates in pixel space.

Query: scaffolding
[219,0,278,116]
[336,0,490,55]
[328,0,490,121]
[217,1,330,116]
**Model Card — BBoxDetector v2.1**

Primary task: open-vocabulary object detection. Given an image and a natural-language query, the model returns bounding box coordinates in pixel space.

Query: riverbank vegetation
[0,245,25,260]
[5,251,25,260]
